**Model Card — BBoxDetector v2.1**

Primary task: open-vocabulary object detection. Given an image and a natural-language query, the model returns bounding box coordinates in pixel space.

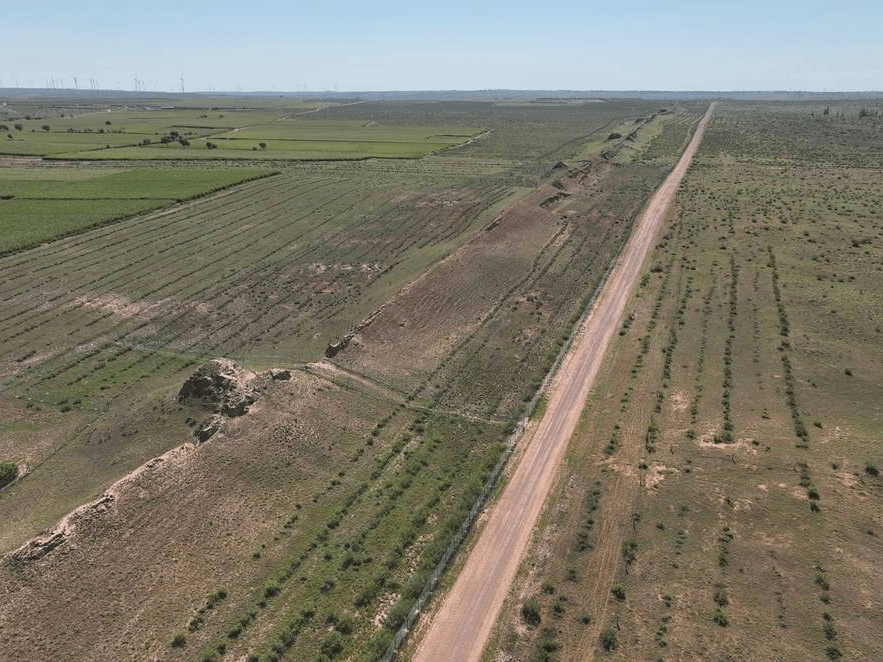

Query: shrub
[826,645,842,660]
[521,597,542,627]
[713,608,729,626]
[320,631,344,658]
[335,615,355,635]
[171,632,187,648]
[611,583,626,601]
[865,463,879,478]
[384,599,410,630]
[599,627,618,651]
[0,462,17,489]
[263,582,280,599]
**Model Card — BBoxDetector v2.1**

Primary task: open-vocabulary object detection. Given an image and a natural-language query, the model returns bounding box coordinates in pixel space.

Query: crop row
[767,247,809,446]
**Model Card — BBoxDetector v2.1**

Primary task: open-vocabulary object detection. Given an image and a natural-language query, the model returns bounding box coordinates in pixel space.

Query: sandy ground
[411,104,715,662]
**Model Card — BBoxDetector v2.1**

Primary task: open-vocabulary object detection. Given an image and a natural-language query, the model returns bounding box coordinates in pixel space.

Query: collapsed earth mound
[177,358,257,417]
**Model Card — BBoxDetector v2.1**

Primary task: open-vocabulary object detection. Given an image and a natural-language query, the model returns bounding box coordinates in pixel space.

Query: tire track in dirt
[411,103,714,662]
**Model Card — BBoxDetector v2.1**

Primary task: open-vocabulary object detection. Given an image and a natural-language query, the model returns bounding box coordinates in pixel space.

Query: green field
[1,104,484,160]
[0,166,273,253]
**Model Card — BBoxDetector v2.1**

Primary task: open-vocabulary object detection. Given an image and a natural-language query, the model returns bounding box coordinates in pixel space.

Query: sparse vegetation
[487,99,883,662]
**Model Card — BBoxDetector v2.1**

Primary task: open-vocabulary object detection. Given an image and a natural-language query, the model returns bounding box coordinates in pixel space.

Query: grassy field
[487,101,883,662]
[0,93,712,662]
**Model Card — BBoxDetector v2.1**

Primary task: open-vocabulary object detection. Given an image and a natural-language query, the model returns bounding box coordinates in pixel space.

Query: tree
[259,142,267,150]
[42,124,50,131]
[14,123,23,131]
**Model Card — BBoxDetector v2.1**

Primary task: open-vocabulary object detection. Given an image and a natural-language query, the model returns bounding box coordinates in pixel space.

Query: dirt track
[411,104,715,662]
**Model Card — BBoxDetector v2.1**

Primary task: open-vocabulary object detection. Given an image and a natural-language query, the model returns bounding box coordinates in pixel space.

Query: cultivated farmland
[0,93,710,661]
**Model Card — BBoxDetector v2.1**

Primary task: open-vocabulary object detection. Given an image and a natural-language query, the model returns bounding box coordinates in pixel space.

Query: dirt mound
[177,358,257,417]
[325,308,384,358]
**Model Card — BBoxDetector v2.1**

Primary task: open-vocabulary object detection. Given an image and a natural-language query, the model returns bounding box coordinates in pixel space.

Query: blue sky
[2,0,881,91]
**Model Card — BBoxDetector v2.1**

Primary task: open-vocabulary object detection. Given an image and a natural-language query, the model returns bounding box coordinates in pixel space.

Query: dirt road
[411,104,714,662]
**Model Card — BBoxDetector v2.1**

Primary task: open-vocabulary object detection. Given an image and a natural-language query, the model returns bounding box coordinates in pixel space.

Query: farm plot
[487,101,883,662]
[0,166,273,253]
[1,104,485,160]
[0,107,290,158]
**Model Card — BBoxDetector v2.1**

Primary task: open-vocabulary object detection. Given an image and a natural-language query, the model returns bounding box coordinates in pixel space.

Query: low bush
[0,461,17,489]
[599,627,618,651]
[521,596,542,627]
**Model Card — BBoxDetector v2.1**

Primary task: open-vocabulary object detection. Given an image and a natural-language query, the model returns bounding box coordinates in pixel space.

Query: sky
[2,0,881,92]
